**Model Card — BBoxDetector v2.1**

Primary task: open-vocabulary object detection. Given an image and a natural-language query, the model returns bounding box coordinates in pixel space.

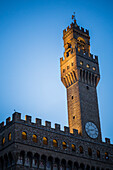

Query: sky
[0,0,113,143]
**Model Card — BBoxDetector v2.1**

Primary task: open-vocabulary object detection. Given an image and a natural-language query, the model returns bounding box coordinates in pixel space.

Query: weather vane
[72,12,76,21]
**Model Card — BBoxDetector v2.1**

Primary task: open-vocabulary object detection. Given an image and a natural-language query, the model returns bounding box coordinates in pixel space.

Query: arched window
[43,137,48,145]
[88,148,92,156]
[97,150,100,158]
[53,139,58,147]
[2,137,5,145]
[22,132,27,140]
[79,146,83,154]
[8,133,11,141]
[32,134,37,143]
[105,152,109,160]
[62,141,67,150]
[72,144,76,151]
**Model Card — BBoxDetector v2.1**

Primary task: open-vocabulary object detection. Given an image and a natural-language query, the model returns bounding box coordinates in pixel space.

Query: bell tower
[60,16,102,142]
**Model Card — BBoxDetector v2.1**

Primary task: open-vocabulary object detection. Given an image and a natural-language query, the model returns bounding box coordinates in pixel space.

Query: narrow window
[22,132,27,140]
[2,137,5,145]
[93,67,96,71]
[73,116,75,119]
[67,66,69,70]
[33,134,37,143]
[62,141,67,150]
[72,144,76,151]
[43,137,48,145]
[88,148,92,156]
[105,152,109,160]
[80,61,83,65]
[8,133,11,141]
[71,62,74,66]
[86,64,90,68]
[63,69,65,73]
[79,146,83,153]
[72,96,73,99]
[53,139,58,147]
[97,150,100,158]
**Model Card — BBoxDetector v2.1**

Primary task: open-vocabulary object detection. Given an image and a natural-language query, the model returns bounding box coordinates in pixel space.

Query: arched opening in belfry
[77,37,86,53]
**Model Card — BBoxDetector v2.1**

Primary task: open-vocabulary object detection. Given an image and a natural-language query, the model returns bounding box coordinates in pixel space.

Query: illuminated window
[79,146,83,153]
[72,144,76,151]
[63,69,65,73]
[97,150,100,158]
[93,67,96,71]
[88,148,92,156]
[86,64,90,68]
[8,133,11,141]
[80,61,83,65]
[53,139,58,147]
[33,134,37,143]
[67,66,69,70]
[71,62,74,66]
[62,141,67,150]
[22,132,27,140]
[67,52,69,57]
[2,137,5,145]
[43,137,48,145]
[105,152,109,160]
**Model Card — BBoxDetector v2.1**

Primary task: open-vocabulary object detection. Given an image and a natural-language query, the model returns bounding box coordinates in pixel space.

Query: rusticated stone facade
[0,17,113,170]
[0,112,113,170]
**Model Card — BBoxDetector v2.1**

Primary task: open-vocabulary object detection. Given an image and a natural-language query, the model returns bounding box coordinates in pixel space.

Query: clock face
[85,122,98,139]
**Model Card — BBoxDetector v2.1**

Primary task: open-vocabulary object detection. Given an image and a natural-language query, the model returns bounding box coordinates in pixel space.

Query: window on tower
[97,150,100,158]
[62,141,67,150]
[79,146,83,154]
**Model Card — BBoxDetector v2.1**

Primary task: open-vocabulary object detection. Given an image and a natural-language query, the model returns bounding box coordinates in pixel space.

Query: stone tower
[60,18,102,142]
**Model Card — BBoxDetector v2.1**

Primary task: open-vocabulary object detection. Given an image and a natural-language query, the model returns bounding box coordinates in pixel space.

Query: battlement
[63,20,89,37]
[76,48,98,63]
[0,112,78,137]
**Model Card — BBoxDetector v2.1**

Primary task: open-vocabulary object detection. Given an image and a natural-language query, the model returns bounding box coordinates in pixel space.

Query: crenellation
[0,122,4,129]
[45,121,51,128]
[63,21,89,37]
[25,115,31,123]
[6,117,11,125]
[73,129,78,136]
[55,123,60,131]
[105,138,111,144]
[12,112,21,121]
[64,126,70,134]
[35,118,42,126]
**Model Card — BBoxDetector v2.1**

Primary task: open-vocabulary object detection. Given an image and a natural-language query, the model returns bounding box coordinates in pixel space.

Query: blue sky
[0,0,113,142]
